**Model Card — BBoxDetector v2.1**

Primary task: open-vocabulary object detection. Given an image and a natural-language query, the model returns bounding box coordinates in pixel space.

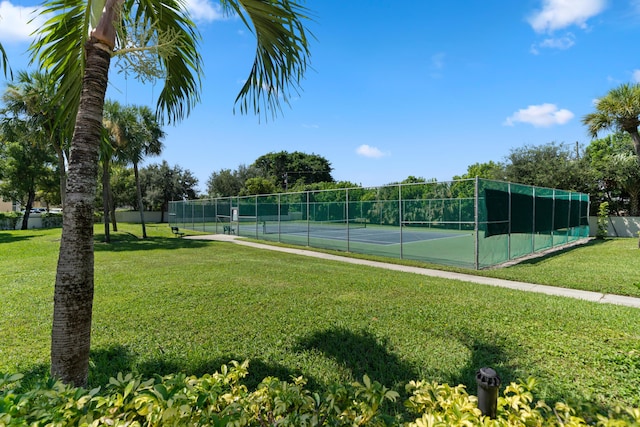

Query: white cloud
[356,144,388,158]
[503,103,574,127]
[530,34,575,54]
[528,0,606,33]
[0,1,43,43]
[184,0,224,22]
[633,70,640,83]
[539,34,575,49]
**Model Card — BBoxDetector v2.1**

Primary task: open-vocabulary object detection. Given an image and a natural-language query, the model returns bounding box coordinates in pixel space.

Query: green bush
[596,202,609,239]
[1,362,639,426]
[41,212,63,228]
[0,212,21,230]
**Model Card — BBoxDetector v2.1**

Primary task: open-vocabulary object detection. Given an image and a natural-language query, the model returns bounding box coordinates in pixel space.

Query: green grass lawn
[476,238,640,296]
[1,223,640,415]
[248,236,640,297]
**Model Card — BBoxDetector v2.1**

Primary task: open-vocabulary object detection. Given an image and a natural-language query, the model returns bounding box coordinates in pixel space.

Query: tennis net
[262,219,367,235]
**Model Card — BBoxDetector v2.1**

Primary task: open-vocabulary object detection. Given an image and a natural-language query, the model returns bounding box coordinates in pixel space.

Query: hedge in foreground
[1,361,639,426]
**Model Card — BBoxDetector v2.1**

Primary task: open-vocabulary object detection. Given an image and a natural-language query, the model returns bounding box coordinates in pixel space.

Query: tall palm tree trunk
[51,37,111,387]
[52,143,67,208]
[134,162,147,238]
[110,186,118,232]
[630,130,640,160]
[102,159,111,243]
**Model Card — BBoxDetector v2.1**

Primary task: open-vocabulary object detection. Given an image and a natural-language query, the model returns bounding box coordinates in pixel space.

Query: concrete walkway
[185,234,640,309]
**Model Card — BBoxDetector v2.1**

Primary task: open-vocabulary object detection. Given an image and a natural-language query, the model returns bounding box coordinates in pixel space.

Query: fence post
[399,183,403,259]
[476,367,500,419]
[474,177,479,270]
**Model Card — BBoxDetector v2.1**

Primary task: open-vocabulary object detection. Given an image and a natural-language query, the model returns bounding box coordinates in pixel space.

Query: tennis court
[253,220,470,246]
[169,179,590,269]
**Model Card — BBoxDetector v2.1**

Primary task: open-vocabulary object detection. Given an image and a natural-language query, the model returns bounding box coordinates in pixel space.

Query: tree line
[452,134,639,216]
[205,134,639,217]
[0,73,198,234]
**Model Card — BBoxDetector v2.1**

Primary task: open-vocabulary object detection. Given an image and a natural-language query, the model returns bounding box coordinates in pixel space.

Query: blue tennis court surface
[246,224,471,246]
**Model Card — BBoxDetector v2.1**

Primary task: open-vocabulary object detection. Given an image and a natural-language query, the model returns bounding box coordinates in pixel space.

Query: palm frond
[224,0,312,119]
[583,83,640,138]
[29,0,94,138]
[125,0,203,124]
[0,42,11,79]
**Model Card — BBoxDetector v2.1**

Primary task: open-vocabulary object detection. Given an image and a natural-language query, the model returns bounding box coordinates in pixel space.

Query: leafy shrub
[596,202,609,239]
[0,212,21,230]
[41,212,63,228]
[1,362,639,426]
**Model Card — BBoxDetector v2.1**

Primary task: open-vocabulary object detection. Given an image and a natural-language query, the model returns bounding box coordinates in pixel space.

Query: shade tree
[141,161,198,222]
[251,151,334,190]
[502,142,595,194]
[0,117,58,229]
[206,166,257,197]
[585,132,640,215]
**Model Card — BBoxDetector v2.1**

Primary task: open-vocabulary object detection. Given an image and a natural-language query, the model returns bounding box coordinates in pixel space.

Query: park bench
[171,226,185,237]
[223,225,236,235]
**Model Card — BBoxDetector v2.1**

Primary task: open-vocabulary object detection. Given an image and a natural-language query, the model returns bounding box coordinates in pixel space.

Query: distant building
[0,197,20,212]
[0,198,16,212]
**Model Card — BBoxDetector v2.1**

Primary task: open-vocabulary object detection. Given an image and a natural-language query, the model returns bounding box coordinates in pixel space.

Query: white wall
[588,216,640,237]
[11,211,169,229]
[114,211,167,223]
[11,213,42,229]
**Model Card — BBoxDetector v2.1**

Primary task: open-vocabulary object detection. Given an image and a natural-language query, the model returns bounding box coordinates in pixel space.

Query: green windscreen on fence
[169,179,590,269]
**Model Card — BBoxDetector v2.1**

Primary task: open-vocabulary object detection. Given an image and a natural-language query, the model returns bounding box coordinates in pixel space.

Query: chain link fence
[169,178,590,269]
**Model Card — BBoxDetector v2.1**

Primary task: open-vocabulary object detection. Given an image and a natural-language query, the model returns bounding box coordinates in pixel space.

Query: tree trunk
[21,189,35,230]
[134,162,147,238]
[102,158,111,243]
[51,37,111,387]
[110,186,118,232]
[52,143,67,208]
[630,130,640,161]
[630,190,639,217]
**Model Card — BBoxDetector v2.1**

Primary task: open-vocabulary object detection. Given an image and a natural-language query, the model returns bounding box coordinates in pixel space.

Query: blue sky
[1,0,639,193]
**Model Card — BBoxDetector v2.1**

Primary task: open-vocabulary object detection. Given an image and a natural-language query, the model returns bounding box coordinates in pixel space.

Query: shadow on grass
[84,345,316,393]
[93,234,212,252]
[448,333,517,395]
[510,238,605,267]
[295,327,418,390]
[0,232,40,244]
[294,327,520,392]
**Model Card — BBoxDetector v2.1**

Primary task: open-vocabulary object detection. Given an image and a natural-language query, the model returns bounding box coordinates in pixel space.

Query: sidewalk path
[186,234,640,309]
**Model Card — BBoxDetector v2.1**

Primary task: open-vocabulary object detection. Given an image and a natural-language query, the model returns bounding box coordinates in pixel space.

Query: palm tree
[583,83,640,160]
[2,71,70,207]
[99,111,117,242]
[30,0,311,386]
[102,100,134,241]
[116,105,164,238]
